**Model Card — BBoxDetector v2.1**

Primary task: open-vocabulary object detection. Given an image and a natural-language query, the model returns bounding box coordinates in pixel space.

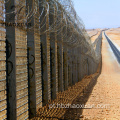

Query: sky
[73,0,120,29]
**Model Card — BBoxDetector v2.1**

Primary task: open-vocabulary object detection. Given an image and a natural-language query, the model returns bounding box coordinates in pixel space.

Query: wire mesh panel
[14,0,28,119]
[0,1,7,119]
[88,57,94,75]
[16,28,28,120]
[1,0,102,119]
[34,12,42,110]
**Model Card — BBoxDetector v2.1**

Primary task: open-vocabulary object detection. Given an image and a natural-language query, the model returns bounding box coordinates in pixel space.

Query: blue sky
[73,0,120,29]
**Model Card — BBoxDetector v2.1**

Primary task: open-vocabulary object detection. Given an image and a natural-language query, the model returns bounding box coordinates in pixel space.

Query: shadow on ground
[60,61,102,120]
[60,74,99,120]
[32,61,102,120]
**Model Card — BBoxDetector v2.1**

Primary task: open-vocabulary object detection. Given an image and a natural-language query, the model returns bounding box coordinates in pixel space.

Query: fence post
[63,47,68,90]
[5,0,29,119]
[39,0,51,106]
[77,48,81,81]
[5,0,16,119]
[57,6,64,92]
[26,0,42,118]
[72,49,75,84]
[79,47,85,80]
[75,48,78,83]
[68,49,73,86]
[26,0,36,117]
[49,4,58,100]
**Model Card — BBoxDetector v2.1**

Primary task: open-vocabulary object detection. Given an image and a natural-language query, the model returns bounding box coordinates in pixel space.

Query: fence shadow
[60,61,102,120]
[60,75,99,119]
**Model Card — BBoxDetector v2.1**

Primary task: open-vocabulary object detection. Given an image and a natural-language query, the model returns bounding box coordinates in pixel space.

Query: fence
[0,0,102,119]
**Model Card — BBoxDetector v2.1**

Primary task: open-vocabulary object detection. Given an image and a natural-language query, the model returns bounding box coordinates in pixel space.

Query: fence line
[0,0,102,119]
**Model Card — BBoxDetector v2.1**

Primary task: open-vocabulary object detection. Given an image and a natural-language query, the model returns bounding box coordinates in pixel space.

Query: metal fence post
[39,0,51,106]
[5,0,29,119]
[63,47,68,90]
[57,6,64,92]
[49,3,58,100]
[27,0,42,118]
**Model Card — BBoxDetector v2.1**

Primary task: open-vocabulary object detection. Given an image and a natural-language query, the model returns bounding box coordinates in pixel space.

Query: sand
[87,29,102,43]
[82,32,120,119]
[32,29,120,120]
[91,31,101,43]
[87,29,97,37]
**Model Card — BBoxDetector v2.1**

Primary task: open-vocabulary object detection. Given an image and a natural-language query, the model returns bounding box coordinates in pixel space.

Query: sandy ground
[87,29,98,37]
[33,29,120,120]
[82,33,120,119]
[91,31,101,43]
[33,72,101,120]
[87,29,102,43]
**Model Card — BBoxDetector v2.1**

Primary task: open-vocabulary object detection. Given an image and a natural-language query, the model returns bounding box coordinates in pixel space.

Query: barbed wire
[0,0,102,63]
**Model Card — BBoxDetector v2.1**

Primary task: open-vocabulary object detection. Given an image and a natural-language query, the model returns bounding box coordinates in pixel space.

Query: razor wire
[0,0,102,63]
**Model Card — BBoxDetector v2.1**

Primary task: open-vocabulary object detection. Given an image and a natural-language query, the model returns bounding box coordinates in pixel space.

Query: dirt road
[33,32,120,120]
[82,33,120,119]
